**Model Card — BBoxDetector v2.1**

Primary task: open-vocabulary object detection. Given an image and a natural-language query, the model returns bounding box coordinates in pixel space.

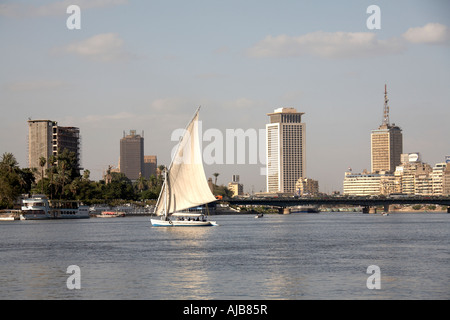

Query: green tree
[0,152,19,173]
[0,153,34,208]
[102,172,136,201]
[39,156,46,193]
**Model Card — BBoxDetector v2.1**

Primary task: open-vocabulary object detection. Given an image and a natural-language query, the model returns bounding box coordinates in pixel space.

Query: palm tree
[82,169,90,181]
[157,165,166,185]
[69,178,80,198]
[136,173,147,194]
[213,172,219,186]
[57,160,70,199]
[0,152,19,173]
[46,155,57,200]
[0,153,29,208]
[39,156,46,193]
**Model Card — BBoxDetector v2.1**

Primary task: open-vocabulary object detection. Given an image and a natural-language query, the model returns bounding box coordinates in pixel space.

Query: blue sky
[1,0,449,193]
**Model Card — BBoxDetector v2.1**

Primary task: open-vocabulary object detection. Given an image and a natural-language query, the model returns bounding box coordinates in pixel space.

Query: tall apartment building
[266,107,306,193]
[120,130,144,181]
[28,119,81,178]
[371,85,403,173]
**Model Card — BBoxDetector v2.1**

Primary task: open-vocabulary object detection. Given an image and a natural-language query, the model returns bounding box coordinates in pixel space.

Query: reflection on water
[0,213,449,299]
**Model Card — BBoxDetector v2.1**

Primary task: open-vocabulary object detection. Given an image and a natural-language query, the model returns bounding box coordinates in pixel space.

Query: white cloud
[55,33,133,62]
[402,23,450,45]
[247,31,405,59]
[0,0,127,18]
[150,97,190,112]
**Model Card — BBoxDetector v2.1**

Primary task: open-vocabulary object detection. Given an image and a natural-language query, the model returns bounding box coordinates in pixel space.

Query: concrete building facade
[120,130,144,181]
[295,177,319,196]
[266,107,306,193]
[343,170,395,196]
[227,175,244,197]
[371,85,403,173]
[28,119,81,179]
[143,155,157,179]
[371,124,403,173]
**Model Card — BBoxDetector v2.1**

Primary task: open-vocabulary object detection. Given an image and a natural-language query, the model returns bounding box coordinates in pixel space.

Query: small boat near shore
[96,211,125,218]
[0,210,21,221]
[0,211,20,221]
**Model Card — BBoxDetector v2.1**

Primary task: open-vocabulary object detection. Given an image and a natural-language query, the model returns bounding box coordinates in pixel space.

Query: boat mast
[164,168,167,220]
[153,106,202,218]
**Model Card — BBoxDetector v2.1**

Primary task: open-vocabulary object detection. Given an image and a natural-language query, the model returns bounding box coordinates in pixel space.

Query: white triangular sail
[154,108,216,217]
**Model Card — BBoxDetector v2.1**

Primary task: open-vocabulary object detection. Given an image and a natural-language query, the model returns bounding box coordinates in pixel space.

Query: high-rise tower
[120,130,144,181]
[266,107,306,193]
[371,85,403,173]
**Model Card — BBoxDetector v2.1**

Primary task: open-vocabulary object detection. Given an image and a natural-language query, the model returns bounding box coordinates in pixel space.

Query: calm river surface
[0,212,448,300]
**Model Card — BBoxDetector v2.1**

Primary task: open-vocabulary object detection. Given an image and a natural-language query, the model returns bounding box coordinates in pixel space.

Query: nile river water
[0,212,448,300]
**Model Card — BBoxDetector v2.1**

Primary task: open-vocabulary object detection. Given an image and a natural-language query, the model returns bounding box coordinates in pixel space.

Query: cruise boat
[20,195,90,220]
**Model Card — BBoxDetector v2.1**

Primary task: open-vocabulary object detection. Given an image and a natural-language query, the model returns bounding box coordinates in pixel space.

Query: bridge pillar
[447,207,450,214]
[384,204,390,213]
[278,207,291,215]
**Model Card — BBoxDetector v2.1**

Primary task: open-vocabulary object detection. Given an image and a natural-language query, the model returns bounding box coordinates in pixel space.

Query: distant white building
[432,163,447,195]
[343,170,395,196]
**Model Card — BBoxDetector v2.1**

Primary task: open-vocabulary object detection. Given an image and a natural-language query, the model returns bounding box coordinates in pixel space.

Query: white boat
[152,213,218,227]
[20,194,90,220]
[0,210,20,221]
[96,211,125,218]
[150,107,218,227]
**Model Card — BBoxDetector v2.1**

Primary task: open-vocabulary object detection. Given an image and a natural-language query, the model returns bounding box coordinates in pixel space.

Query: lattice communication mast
[382,84,390,126]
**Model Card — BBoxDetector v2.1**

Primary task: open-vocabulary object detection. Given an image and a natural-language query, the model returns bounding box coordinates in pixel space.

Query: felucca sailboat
[150,107,218,227]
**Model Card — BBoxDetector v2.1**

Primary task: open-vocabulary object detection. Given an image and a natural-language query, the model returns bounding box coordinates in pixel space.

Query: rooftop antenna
[382,84,390,126]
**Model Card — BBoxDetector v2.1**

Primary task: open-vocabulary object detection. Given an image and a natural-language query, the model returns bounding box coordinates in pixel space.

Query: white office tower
[266,108,306,193]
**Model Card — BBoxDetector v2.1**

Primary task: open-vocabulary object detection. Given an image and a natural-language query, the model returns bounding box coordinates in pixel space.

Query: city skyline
[1,1,449,193]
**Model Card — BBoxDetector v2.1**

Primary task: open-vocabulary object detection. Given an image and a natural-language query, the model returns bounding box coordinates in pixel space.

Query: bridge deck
[226,197,450,208]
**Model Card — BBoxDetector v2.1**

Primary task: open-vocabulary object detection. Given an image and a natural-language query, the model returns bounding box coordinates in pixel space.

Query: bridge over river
[225,197,450,213]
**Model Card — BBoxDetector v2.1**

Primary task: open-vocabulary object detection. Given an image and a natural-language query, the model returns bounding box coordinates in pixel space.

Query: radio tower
[382,84,390,126]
